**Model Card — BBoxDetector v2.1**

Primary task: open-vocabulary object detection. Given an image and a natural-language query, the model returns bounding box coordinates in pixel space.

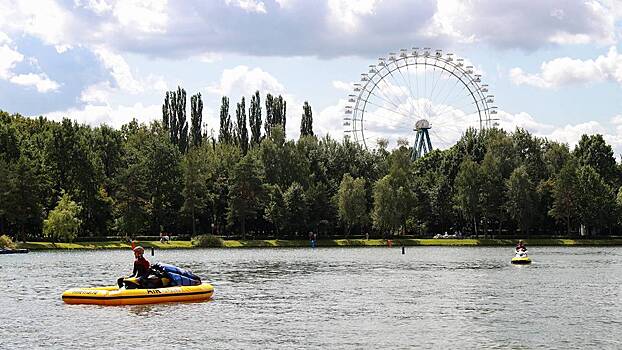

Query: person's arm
[130,261,138,277]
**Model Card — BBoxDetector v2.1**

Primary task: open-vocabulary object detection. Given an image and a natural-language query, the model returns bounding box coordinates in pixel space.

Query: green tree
[453,158,482,236]
[235,97,249,154]
[574,134,619,187]
[506,165,537,235]
[576,165,617,235]
[43,191,82,243]
[190,93,203,148]
[249,91,262,147]
[265,94,286,137]
[300,101,314,137]
[182,147,208,236]
[227,154,263,239]
[336,173,367,236]
[371,175,400,237]
[219,96,233,144]
[264,185,286,237]
[5,156,44,242]
[549,160,579,236]
[283,182,308,237]
[480,151,507,237]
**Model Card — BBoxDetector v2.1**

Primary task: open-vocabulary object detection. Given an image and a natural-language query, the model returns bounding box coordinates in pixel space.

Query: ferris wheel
[343,47,497,159]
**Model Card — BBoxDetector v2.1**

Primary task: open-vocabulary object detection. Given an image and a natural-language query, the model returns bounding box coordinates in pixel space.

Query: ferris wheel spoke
[430,66,465,107]
[363,84,412,117]
[434,86,478,120]
[370,70,414,115]
[382,64,420,117]
[428,61,451,104]
[394,60,422,118]
[361,98,415,121]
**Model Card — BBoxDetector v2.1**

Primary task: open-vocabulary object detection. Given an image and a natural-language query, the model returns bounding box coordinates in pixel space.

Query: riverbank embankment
[15,238,622,250]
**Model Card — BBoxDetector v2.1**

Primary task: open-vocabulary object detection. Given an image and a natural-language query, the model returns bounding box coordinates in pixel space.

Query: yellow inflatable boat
[511,250,531,265]
[62,283,214,305]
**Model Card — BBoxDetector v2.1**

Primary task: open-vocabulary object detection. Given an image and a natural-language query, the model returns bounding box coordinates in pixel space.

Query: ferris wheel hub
[414,119,430,130]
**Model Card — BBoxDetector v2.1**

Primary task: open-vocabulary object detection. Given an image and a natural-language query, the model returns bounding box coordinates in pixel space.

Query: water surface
[1,247,621,349]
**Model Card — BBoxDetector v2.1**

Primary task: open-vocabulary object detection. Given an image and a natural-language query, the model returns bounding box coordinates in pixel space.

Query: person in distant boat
[515,240,526,252]
[118,246,151,288]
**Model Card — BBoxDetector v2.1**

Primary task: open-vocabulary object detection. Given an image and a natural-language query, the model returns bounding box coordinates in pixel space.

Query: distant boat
[0,248,29,254]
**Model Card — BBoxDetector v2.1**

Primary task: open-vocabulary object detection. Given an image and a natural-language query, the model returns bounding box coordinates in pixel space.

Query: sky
[1,0,622,156]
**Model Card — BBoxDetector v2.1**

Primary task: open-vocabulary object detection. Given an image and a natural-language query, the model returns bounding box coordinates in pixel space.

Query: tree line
[0,87,621,241]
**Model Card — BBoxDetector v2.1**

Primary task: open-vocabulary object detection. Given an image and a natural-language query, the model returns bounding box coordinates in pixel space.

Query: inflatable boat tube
[62,283,214,305]
[511,256,531,265]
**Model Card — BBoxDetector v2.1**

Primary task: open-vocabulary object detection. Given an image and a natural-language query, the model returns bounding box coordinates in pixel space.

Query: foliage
[300,101,314,137]
[0,234,16,249]
[191,234,225,248]
[336,173,368,235]
[43,191,82,242]
[1,95,621,241]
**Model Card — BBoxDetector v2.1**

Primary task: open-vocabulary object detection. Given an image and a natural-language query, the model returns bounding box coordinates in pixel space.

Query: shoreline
[13,238,622,250]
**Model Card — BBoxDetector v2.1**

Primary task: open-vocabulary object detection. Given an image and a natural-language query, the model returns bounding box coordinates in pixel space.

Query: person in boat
[118,246,151,288]
[515,240,527,252]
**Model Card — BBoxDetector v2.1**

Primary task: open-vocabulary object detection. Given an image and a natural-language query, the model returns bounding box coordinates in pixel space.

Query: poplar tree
[190,93,203,148]
[249,91,262,147]
[235,97,249,155]
[219,96,233,144]
[300,101,314,137]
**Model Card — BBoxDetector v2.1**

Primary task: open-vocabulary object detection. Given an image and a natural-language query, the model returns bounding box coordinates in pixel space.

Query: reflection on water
[1,247,621,349]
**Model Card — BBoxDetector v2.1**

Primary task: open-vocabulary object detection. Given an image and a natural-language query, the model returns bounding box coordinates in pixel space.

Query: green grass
[17,238,622,250]
[18,240,193,250]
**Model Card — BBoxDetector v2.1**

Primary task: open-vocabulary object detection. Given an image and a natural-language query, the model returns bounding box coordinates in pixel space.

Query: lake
[1,247,621,349]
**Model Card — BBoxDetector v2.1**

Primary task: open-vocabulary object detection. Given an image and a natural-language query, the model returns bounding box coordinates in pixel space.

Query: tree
[219,96,233,144]
[227,154,263,239]
[574,134,619,188]
[453,158,482,236]
[5,156,44,242]
[506,165,537,235]
[336,173,367,236]
[480,151,507,237]
[182,148,208,236]
[265,94,286,136]
[300,101,314,137]
[549,160,579,236]
[283,182,308,237]
[372,175,400,237]
[576,165,617,235]
[162,87,188,153]
[264,185,286,237]
[190,93,203,148]
[235,97,249,154]
[249,91,262,147]
[43,191,82,243]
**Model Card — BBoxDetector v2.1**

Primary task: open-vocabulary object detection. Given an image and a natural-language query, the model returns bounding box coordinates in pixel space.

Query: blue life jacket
[153,263,202,286]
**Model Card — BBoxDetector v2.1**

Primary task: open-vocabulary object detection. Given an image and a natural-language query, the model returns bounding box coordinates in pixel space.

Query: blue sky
[0,0,621,155]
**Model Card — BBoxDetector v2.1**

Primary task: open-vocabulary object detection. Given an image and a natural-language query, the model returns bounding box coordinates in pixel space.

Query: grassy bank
[16,238,622,250]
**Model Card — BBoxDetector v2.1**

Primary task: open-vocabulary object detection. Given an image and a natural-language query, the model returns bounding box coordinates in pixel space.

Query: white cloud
[431,0,616,49]
[510,47,622,88]
[207,65,285,96]
[225,0,267,13]
[93,46,143,92]
[92,45,167,94]
[332,80,352,92]
[80,82,113,104]
[9,73,60,93]
[0,0,73,52]
[327,0,378,31]
[43,102,161,128]
[0,40,60,92]
[0,44,24,79]
[112,0,168,33]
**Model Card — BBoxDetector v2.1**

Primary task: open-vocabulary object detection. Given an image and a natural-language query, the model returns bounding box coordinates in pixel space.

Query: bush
[0,235,16,249]
[191,234,224,248]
